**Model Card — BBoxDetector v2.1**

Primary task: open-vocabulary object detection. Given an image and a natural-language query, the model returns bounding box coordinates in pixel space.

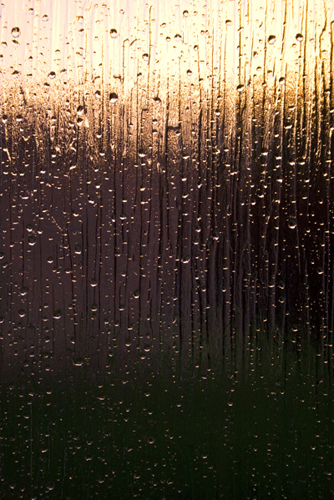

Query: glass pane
[0,0,333,498]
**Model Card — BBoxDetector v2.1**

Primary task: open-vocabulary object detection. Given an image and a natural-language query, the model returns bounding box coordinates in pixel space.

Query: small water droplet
[183,10,189,17]
[53,310,61,320]
[42,14,49,22]
[18,309,26,318]
[237,84,244,92]
[109,92,118,104]
[174,34,182,42]
[225,19,232,26]
[110,28,117,38]
[28,235,36,246]
[48,71,56,80]
[268,35,276,45]
[142,53,149,62]
[279,77,285,85]
[46,482,55,492]
[12,70,20,78]
[296,33,303,42]
[11,27,20,39]
[288,219,297,229]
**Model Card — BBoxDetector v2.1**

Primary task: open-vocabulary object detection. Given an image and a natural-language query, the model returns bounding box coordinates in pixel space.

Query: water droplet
[288,219,297,229]
[147,437,155,444]
[237,84,244,92]
[48,71,56,80]
[110,28,117,38]
[42,14,49,22]
[11,27,20,39]
[46,482,55,492]
[28,235,36,246]
[296,33,303,42]
[279,77,285,85]
[91,278,98,287]
[142,53,149,62]
[174,34,182,42]
[12,70,20,78]
[268,35,276,45]
[18,309,26,318]
[109,92,118,104]
[183,10,189,17]
[133,290,140,298]
[77,105,84,115]
[28,7,34,14]
[225,19,232,26]
[53,310,61,319]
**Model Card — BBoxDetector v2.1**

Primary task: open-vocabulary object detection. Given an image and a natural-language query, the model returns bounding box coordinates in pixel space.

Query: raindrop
[46,482,55,492]
[268,35,276,45]
[11,27,20,39]
[109,92,118,104]
[110,28,117,38]
[28,235,36,246]
[288,218,297,229]
[53,310,61,320]
[296,33,303,42]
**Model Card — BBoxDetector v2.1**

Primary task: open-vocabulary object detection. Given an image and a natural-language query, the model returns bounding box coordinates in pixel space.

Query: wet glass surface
[0,0,334,498]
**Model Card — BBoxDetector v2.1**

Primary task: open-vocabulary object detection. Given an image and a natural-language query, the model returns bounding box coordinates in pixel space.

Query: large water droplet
[110,29,117,38]
[268,35,276,45]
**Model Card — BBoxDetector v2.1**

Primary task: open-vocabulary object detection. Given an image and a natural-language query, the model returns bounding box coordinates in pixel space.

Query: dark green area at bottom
[0,346,333,500]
